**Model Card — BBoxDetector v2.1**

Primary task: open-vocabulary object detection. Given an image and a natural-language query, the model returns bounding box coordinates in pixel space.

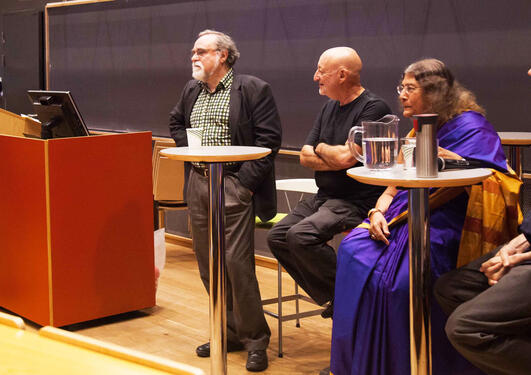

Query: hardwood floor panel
[13,242,333,374]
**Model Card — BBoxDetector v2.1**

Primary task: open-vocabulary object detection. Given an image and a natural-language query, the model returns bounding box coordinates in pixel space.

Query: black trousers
[187,170,270,351]
[434,247,531,375]
[267,195,369,306]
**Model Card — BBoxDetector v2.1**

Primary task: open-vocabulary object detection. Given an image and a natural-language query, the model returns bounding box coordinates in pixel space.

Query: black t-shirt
[305,89,392,202]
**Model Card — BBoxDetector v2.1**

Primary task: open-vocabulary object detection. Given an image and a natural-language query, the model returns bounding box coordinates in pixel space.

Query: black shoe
[319,366,330,375]
[246,349,268,372]
[195,341,244,358]
[321,300,334,319]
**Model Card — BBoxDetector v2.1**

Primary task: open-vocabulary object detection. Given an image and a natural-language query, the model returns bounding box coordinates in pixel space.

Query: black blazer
[169,74,282,221]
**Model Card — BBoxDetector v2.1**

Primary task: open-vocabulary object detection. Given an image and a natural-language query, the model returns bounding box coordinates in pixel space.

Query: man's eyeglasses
[315,68,339,77]
[397,84,420,95]
[190,48,219,59]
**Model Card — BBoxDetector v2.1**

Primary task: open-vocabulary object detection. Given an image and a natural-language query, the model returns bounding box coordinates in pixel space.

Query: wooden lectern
[0,110,155,326]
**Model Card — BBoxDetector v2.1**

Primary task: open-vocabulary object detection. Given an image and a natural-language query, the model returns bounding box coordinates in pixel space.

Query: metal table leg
[507,145,522,179]
[408,188,432,375]
[208,163,227,375]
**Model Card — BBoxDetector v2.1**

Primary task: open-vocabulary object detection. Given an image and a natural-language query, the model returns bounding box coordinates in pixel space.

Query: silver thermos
[414,114,439,178]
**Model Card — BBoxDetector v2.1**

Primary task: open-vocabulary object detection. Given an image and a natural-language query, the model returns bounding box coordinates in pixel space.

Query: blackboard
[48,0,531,149]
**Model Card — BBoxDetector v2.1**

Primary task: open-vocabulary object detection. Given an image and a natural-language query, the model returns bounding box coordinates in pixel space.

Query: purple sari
[330,112,507,375]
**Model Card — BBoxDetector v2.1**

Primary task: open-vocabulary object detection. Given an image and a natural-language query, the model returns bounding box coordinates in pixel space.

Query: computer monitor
[27,90,90,139]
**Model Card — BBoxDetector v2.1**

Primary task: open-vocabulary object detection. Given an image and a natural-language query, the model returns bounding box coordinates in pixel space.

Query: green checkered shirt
[190,69,233,168]
[191,69,233,145]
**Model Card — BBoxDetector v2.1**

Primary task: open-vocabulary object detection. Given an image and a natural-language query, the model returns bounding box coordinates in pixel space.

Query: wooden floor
[22,242,333,374]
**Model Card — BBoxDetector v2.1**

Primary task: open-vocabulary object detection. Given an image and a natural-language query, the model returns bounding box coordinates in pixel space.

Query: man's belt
[192,164,241,177]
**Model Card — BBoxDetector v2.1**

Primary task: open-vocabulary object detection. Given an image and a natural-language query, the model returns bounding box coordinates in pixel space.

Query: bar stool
[255,214,324,358]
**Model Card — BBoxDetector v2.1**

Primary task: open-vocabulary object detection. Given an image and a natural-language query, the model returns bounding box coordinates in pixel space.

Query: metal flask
[413,114,439,178]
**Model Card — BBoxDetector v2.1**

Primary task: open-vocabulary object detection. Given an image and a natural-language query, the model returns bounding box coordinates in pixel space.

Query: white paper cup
[401,137,416,170]
[186,128,203,148]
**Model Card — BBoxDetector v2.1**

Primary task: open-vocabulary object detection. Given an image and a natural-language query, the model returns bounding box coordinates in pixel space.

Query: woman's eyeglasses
[396,84,420,95]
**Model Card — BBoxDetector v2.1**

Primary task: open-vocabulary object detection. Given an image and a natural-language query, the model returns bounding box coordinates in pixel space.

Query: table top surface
[347,167,492,188]
[497,132,531,145]
[275,178,318,194]
[160,146,271,162]
[0,325,182,375]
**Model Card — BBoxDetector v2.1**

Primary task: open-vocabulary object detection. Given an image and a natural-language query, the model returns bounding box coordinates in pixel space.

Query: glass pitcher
[348,114,399,170]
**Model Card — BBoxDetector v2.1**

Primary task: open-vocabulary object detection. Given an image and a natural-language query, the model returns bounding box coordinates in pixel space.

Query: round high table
[275,178,318,211]
[160,146,271,375]
[346,167,492,375]
[497,132,531,179]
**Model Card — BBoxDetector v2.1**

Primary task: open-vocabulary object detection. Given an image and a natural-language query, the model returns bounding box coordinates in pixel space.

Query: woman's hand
[369,211,390,245]
[367,186,397,246]
[437,146,462,160]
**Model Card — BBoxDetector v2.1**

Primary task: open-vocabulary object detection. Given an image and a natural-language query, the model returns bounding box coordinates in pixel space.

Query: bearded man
[168,29,282,372]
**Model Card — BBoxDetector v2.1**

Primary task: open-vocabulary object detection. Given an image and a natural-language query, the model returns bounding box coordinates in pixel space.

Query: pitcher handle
[348,126,364,164]
[376,114,399,125]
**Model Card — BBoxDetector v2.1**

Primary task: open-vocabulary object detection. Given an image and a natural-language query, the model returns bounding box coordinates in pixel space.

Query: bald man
[268,47,391,319]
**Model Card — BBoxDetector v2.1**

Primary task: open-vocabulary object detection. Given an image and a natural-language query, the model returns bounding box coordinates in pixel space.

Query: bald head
[314,47,364,104]
[321,47,362,81]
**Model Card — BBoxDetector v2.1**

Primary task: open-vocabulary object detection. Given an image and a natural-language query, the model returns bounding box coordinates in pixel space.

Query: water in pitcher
[362,137,398,170]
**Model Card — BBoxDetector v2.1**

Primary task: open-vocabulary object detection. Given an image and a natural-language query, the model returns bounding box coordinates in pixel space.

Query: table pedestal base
[208,163,227,375]
[159,146,272,375]
[408,188,432,375]
[347,166,492,375]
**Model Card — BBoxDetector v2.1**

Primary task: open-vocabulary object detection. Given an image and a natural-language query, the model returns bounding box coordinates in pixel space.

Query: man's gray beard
[192,68,206,82]
[192,55,220,82]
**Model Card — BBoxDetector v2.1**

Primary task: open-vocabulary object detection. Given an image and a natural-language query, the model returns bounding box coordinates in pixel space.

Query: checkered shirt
[190,69,233,168]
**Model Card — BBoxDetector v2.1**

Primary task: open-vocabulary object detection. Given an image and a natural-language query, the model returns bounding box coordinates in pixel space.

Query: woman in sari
[330,59,510,375]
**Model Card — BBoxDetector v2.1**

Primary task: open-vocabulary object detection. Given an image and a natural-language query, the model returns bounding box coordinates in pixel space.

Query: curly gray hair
[198,29,240,68]
[402,58,485,125]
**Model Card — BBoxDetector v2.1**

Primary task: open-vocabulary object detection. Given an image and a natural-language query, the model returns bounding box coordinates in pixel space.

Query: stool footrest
[261,293,320,305]
[279,310,324,322]
[262,293,323,322]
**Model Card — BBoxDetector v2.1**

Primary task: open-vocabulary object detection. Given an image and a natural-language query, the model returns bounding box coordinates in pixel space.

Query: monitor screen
[27,90,90,139]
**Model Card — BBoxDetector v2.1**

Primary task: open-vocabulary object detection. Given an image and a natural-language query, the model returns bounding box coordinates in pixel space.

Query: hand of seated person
[315,142,356,170]
[498,233,530,267]
[369,211,390,246]
[480,234,531,285]
[480,255,508,285]
[437,146,462,160]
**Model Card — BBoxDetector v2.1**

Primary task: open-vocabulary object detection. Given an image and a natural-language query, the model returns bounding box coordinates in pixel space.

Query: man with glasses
[169,29,281,372]
[267,47,390,374]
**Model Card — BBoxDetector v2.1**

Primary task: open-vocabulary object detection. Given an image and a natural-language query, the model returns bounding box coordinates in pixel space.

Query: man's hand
[300,145,332,171]
[480,256,508,285]
[314,142,357,170]
[480,233,531,285]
